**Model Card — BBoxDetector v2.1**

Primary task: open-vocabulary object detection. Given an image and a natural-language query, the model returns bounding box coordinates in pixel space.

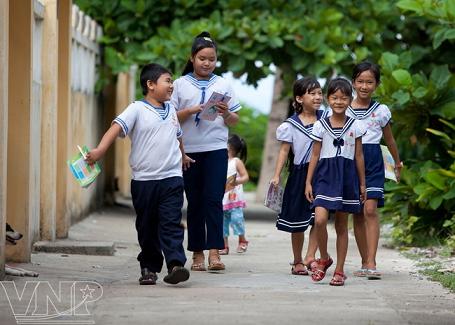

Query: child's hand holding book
[84,147,103,166]
[225,173,237,192]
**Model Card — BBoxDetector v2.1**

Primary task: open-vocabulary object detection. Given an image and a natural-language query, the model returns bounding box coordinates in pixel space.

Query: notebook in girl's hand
[67,145,101,188]
[264,183,284,213]
[380,145,397,182]
[200,91,231,121]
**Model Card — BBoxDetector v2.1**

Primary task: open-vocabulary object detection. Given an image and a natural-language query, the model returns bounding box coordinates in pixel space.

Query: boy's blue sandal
[366,269,382,280]
[164,266,190,285]
[139,268,158,285]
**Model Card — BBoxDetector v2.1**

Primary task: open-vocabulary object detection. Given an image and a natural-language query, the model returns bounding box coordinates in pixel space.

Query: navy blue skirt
[312,156,361,213]
[363,144,385,207]
[276,164,314,233]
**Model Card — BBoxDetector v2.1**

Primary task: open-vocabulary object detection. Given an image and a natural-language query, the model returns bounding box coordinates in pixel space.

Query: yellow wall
[40,0,58,241]
[3,0,107,266]
[0,0,9,278]
[6,0,35,262]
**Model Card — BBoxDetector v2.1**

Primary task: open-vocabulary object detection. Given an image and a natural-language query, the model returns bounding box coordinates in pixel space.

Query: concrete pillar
[6,0,35,262]
[0,0,9,279]
[103,82,118,205]
[56,0,72,238]
[40,0,58,241]
[115,70,134,198]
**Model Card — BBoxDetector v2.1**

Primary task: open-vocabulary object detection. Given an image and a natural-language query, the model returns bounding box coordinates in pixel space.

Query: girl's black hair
[292,77,321,114]
[228,134,247,162]
[327,77,353,98]
[139,63,171,96]
[182,31,217,76]
[352,61,381,84]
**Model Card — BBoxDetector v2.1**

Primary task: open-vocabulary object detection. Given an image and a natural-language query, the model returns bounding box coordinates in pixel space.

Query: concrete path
[1,203,454,325]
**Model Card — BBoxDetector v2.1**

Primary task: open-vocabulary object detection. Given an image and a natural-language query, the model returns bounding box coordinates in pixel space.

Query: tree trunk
[256,68,290,202]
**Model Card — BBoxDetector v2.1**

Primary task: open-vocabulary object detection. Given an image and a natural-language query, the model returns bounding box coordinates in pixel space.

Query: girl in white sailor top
[271,77,327,276]
[305,78,366,286]
[349,62,402,280]
[170,32,241,272]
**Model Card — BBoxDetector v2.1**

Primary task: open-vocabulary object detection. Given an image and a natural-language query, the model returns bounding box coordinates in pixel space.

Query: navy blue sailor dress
[276,110,328,233]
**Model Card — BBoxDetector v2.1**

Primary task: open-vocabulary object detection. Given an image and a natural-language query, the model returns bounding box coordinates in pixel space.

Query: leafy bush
[377,0,455,252]
[230,105,268,184]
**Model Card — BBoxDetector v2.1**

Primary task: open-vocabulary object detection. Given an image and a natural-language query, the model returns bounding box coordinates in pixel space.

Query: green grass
[422,266,455,293]
[402,251,455,293]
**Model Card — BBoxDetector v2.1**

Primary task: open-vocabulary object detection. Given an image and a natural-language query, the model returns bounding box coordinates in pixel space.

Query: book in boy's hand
[264,182,284,213]
[380,145,397,182]
[225,173,237,192]
[67,145,101,188]
[200,91,231,121]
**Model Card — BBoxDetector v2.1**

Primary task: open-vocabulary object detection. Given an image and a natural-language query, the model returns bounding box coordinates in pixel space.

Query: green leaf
[412,87,427,98]
[321,8,344,24]
[429,196,443,210]
[433,28,447,49]
[446,0,455,20]
[413,183,432,195]
[397,0,423,13]
[229,56,246,72]
[433,101,455,119]
[423,170,446,190]
[430,65,451,90]
[392,69,412,86]
[380,52,399,72]
[439,119,455,131]
[443,187,455,200]
[269,36,284,48]
[392,90,411,105]
[354,47,369,61]
[426,128,452,141]
[445,29,455,41]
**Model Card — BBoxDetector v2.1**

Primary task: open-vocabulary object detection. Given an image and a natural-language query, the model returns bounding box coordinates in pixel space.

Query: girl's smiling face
[353,69,378,101]
[297,87,323,112]
[327,89,351,115]
[191,47,217,79]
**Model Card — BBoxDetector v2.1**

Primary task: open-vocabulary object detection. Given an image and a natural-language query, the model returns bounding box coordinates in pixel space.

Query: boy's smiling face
[148,72,173,103]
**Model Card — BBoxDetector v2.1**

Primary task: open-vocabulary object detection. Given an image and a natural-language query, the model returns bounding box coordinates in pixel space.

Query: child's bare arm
[305,141,321,203]
[383,124,402,182]
[354,137,366,202]
[179,138,195,171]
[234,158,249,185]
[176,105,203,122]
[85,123,122,165]
[271,142,291,186]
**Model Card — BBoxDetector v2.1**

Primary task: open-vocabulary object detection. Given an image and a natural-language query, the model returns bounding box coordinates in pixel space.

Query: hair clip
[203,37,213,42]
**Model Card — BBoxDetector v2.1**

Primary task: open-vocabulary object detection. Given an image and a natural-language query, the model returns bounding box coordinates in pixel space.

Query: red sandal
[311,256,333,282]
[329,271,347,286]
[237,240,249,253]
[306,259,318,272]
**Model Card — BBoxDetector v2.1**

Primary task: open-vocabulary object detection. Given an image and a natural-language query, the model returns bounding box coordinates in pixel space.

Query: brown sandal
[191,252,206,271]
[290,261,309,275]
[208,251,225,271]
